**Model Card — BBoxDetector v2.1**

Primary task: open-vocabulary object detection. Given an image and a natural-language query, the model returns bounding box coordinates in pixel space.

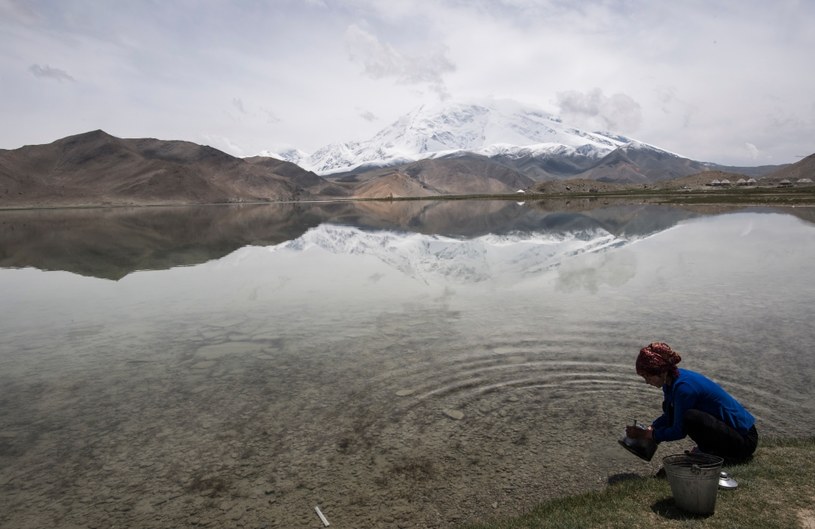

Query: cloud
[344,23,455,99]
[358,109,378,122]
[745,142,760,160]
[2,2,811,165]
[1,0,40,24]
[201,133,245,157]
[555,88,642,133]
[263,109,281,124]
[29,64,75,82]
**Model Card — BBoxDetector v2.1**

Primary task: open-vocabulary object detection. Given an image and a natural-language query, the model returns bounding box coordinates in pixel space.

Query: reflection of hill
[339,199,539,236]
[2,200,809,279]
[333,198,703,238]
[543,203,698,237]
[0,205,324,280]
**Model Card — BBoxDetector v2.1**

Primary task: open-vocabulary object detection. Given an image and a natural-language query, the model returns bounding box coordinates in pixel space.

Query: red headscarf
[636,341,682,378]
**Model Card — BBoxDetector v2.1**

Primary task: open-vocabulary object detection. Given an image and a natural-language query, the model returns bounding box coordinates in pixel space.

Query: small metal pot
[719,471,738,489]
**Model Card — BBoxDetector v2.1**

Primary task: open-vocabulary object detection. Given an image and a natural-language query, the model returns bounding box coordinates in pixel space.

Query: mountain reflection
[1,200,811,280]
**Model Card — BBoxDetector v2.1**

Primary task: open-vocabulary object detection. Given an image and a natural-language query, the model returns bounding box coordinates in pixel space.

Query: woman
[625,342,758,463]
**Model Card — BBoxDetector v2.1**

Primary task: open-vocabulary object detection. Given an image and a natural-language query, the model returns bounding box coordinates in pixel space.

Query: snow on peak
[618,140,682,158]
[266,223,628,285]
[263,98,636,175]
[256,147,309,165]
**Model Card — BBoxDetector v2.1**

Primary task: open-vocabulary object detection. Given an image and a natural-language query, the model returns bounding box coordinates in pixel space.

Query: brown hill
[764,153,815,183]
[574,145,712,183]
[243,156,350,197]
[349,154,535,198]
[3,130,806,207]
[352,170,436,198]
[0,130,327,207]
[340,144,784,191]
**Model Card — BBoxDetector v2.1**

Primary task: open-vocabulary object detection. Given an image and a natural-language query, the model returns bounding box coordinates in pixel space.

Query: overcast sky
[2,0,813,166]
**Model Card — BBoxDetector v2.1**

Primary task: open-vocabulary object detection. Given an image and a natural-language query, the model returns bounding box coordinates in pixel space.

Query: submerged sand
[1,320,697,529]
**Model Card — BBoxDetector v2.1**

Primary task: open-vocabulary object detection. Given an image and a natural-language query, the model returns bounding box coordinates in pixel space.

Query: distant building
[747,178,757,185]
[736,178,747,186]
[779,179,793,187]
[797,178,813,185]
[709,178,734,187]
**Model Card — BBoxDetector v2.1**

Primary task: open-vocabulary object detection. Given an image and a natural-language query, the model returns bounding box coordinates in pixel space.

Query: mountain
[572,142,713,183]
[0,130,337,208]
[267,98,785,185]
[348,153,536,198]
[274,99,635,176]
[763,153,815,183]
[3,115,800,208]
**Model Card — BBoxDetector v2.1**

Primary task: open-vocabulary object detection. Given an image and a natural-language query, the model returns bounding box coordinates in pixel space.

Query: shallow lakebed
[1,201,814,528]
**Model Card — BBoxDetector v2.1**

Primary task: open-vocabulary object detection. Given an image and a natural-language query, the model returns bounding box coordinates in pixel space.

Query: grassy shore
[351,185,815,206]
[3,184,813,210]
[462,437,815,529]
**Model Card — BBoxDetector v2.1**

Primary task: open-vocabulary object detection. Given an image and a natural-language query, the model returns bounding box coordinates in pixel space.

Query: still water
[1,200,814,528]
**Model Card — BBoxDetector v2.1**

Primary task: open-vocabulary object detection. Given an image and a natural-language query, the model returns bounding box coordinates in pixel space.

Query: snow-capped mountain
[266,223,630,285]
[265,99,648,176]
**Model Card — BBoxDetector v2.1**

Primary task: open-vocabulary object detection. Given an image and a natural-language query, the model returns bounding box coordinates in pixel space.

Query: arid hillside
[0,130,337,207]
[1,131,811,208]
[336,154,535,199]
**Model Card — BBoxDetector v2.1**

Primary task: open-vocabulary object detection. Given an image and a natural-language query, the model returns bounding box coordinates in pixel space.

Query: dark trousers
[684,409,758,463]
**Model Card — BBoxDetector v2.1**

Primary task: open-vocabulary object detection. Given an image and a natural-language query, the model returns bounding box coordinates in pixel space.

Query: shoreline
[2,185,815,212]
[462,436,815,529]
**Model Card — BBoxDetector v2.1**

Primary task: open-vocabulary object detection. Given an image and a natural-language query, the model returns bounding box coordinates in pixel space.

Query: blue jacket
[652,368,755,443]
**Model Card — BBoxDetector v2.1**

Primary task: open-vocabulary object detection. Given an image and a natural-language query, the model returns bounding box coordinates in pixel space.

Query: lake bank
[2,183,814,211]
[462,437,815,529]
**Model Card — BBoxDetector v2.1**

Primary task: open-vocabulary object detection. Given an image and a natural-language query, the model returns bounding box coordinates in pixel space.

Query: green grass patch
[462,437,815,529]
[353,186,815,206]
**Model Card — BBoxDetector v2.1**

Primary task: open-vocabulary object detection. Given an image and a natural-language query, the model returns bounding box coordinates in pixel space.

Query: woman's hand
[626,425,654,440]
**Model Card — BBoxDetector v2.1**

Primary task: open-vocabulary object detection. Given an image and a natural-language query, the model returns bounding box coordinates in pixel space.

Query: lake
[1,199,814,528]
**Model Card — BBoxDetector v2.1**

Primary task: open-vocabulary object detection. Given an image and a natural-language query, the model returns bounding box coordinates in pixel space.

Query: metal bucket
[662,453,724,515]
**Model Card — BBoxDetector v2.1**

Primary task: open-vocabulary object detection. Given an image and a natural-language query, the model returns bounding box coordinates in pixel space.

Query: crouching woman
[625,342,758,463]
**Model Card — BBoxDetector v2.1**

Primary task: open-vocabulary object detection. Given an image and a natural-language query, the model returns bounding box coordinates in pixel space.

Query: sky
[1,0,813,166]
